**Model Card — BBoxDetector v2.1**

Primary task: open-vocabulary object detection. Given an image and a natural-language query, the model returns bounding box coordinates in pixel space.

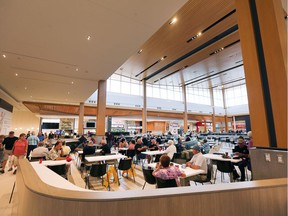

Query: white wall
[11,111,40,136]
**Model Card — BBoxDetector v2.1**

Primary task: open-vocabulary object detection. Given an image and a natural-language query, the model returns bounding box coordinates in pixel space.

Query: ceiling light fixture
[68,92,70,94]
[24,87,27,90]
[137,49,143,54]
[87,36,91,40]
[169,17,177,25]
[160,56,167,61]
[213,47,224,54]
[15,73,18,76]
[71,81,74,84]
[76,68,79,71]
[2,54,6,58]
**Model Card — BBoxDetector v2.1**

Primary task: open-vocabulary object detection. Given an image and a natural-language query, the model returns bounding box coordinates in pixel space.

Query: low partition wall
[17,159,287,216]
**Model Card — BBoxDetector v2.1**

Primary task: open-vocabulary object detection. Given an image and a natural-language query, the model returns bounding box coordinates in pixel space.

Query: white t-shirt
[189,152,207,174]
[165,145,177,160]
[31,146,48,157]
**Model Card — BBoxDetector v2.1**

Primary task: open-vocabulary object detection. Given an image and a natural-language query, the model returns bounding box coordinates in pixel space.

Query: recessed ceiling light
[2,54,6,58]
[197,32,202,36]
[137,49,143,54]
[87,36,91,40]
[71,81,74,84]
[15,73,18,76]
[30,96,32,98]
[76,68,79,71]
[160,56,167,61]
[68,92,70,94]
[24,87,27,90]
[169,18,177,25]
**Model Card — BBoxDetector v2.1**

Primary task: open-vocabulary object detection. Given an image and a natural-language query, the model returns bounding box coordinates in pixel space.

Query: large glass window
[186,87,211,105]
[213,89,224,107]
[225,84,248,107]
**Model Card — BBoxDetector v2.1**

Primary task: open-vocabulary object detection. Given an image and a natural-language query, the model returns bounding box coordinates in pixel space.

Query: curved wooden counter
[17,159,287,216]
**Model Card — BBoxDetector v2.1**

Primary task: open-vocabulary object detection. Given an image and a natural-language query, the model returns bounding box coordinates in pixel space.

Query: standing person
[37,132,44,142]
[1,131,18,173]
[27,131,40,159]
[12,133,28,174]
[106,132,114,149]
[0,135,4,172]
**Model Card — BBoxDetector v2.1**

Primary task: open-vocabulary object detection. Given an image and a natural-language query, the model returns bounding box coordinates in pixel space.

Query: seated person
[61,141,71,157]
[147,138,159,163]
[184,145,207,186]
[30,142,48,158]
[163,140,177,160]
[128,140,136,150]
[135,138,147,160]
[201,139,210,154]
[176,137,183,153]
[82,141,96,161]
[152,155,185,187]
[75,141,87,151]
[118,138,128,155]
[78,135,87,145]
[100,139,111,155]
[232,136,250,181]
[46,141,66,160]
[182,139,198,160]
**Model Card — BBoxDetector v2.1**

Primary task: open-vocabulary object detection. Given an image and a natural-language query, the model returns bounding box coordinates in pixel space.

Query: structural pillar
[142,80,147,134]
[182,85,188,133]
[236,0,287,148]
[222,88,229,132]
[209,88,216,132]
[78,102,84,135]
[96,80,107,136]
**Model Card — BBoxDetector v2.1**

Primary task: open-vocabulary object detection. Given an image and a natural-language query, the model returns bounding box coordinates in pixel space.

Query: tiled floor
[0,166,18,216]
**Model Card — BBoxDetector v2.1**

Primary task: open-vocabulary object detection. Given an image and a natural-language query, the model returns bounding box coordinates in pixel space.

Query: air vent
[135,105,141,107]
[135,56,167,78]
[157,107,162,110]
[209,40,240,56]
[154,65,188,83]
[172,108,176,111]
[114,103,120,106]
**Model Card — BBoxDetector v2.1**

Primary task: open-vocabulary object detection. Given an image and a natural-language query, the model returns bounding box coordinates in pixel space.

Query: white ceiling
[0,0,187,109]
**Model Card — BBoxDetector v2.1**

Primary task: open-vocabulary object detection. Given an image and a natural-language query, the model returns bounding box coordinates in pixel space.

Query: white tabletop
[85,154,127,163]
[119,148,128,151]
[30,160,72,166]
[77,150,83,154]
[148,163,205,178]
[203,154,242,163]
[31,163,89,191]
[142,150,165,156]
[159,144,168,147]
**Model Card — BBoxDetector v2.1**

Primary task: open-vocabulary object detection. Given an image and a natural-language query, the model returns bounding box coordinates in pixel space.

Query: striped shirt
[27,135,39,146]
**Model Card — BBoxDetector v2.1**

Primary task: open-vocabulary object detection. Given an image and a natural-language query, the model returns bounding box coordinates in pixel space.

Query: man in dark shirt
[1,131,18,173]
[100,139,111,155]
[78,135,87,144]
[82,141,96,162]
[232,136,250,181]
[135,138,147,160]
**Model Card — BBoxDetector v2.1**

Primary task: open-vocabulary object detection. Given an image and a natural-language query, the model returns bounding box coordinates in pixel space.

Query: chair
[86,163,109,190]
[214,160,234,184]
[126,149,136,159]
[118,158,135,182]
[156,178,177,188]
[193,163,213,185]
[47,164,67,179]
[154,154,161,163]
[142,167,156,190]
